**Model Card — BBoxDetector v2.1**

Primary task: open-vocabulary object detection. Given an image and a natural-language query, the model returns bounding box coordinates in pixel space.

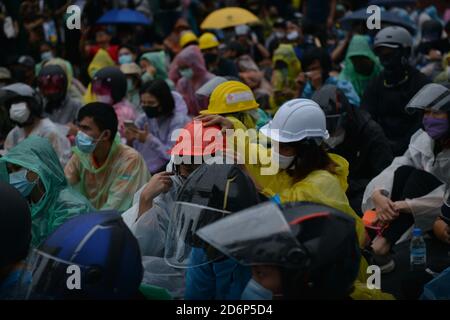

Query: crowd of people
[0,0,450,300]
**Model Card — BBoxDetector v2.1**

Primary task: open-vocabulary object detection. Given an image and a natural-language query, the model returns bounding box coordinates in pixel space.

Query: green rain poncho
[0,136,93,247]
[339,35,383,98]
[140,51,175,90]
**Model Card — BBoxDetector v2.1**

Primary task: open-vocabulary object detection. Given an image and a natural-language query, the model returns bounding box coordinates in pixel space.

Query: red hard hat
[168,120,226,156]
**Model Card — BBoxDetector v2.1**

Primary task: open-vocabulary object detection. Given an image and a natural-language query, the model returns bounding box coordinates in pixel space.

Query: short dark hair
[77,102,118,141]
[119,43,138,55]
[139,79,175,117]
[302,47,332,80]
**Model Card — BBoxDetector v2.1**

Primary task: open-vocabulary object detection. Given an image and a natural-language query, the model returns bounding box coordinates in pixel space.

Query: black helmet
[405,83,450,114]
[374,26,413,53]
[0,181,31,270]
[197,201,361,299]
[92,67,127,103]
[312,84,350,134]
[21,211,143,300]
[38,64,68,105]
[164,163,260,268]
[0,83,43,117]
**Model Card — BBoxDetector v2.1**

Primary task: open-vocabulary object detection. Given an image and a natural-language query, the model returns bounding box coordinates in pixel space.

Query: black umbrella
[369,0,417,7]
[339,8,417,34]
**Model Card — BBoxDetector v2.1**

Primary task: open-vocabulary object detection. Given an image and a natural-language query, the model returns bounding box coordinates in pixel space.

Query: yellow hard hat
[179,31,198,48]
[200,81,259,115]
[199,32,220,50]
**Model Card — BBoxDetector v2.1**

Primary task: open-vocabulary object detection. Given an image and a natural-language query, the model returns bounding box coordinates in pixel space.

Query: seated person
[65,103,150,212]
[125,79,190,174]
[312,85,393,214]
[0,181,31,300]
[1,136,92,246]
[362,84,450,273]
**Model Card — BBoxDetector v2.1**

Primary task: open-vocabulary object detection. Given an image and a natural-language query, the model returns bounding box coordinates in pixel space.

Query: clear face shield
[164,202,232,268]
[12,249,90,300]
[196,202,307,268]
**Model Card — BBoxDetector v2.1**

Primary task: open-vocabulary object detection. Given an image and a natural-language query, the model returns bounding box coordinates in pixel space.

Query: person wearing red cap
[122,120,227,298]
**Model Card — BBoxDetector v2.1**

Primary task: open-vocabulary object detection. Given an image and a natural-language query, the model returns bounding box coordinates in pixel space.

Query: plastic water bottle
[410,228,427,271]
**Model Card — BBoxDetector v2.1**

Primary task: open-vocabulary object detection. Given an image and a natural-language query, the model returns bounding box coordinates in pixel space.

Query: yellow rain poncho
[64,136,150,212]
[0,136,93,247]
[229,118,393,299]
[83,49,116,104]
[270,44,302,113]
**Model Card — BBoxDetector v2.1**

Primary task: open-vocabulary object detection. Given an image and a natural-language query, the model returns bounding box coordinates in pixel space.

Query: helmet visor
[14,249,89,300]
[405,84,450,114]
[164,202,232,268]
[196,202,306,268]
[37,74,65,96]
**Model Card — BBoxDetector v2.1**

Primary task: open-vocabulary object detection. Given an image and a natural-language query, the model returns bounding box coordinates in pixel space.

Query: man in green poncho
[339,35,383,99]
[0,135,93,247]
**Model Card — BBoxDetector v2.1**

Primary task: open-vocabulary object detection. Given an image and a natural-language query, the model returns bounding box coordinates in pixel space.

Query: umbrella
[200,7,260,30]
[339,8,417,34]
[369,0,417,7]
[97,9,151,26]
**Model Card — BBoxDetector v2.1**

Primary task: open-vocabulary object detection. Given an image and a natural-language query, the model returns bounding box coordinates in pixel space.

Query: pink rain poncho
[169,46,214,116]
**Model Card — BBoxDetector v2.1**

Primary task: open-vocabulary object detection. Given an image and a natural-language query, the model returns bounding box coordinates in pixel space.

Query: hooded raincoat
[133,111,190,173]
[339,35,383,98]
[122,175,186,299]
[83,49,116,104]
[64,136,150,212]
[270,44,302,110]
[169,46,215,116]
[0,136,93,247]
[140,52,175,90]
[4,118,72,167]
[362,129,450,233]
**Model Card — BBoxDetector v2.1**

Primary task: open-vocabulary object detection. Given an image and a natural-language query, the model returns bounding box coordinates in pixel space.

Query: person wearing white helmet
[198,98,366,250]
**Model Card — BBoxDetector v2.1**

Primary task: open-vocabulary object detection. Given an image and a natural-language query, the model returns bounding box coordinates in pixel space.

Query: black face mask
[203,53,218,65]
[143,105,160,118]
[378,49,406,72]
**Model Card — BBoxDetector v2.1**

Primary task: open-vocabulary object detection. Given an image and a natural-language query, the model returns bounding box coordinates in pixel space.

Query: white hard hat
[260,99,329,143]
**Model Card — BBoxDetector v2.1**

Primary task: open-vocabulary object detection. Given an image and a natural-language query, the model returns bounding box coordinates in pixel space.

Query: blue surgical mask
[141,72,153,83]
[127,79,134,92]
[241,279,273,300]
[75,131,102,154]
[179,68,194,79]
[119,54,133,65]
[41,51,54,62]
[9,169,37,197]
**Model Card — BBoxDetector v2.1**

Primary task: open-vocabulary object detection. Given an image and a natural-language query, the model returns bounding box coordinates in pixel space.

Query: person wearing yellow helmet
[179,30,199,49]
[199,33,239,78]
[199,80,269,130]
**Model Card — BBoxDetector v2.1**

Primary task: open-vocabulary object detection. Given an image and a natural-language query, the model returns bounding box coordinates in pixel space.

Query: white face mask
[10,102,31,124]
[286,31,299,41]
[275,31,285,39]
[271,148,296,170]
[97,95,114,105]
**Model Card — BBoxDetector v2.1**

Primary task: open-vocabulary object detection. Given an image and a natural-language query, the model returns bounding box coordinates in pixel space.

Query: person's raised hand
[138,172,174,218]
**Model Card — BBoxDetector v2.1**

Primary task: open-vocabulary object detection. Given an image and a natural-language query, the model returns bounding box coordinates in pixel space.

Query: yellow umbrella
[200,7,260,30]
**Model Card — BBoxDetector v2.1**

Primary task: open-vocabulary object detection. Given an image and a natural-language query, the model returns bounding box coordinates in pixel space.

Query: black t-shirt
[361,66,431,156]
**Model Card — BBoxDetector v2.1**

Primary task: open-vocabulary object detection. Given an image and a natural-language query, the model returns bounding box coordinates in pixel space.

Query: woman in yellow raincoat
[198,98,394,299]
[83,49,116,104]
[269,44,302,114]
